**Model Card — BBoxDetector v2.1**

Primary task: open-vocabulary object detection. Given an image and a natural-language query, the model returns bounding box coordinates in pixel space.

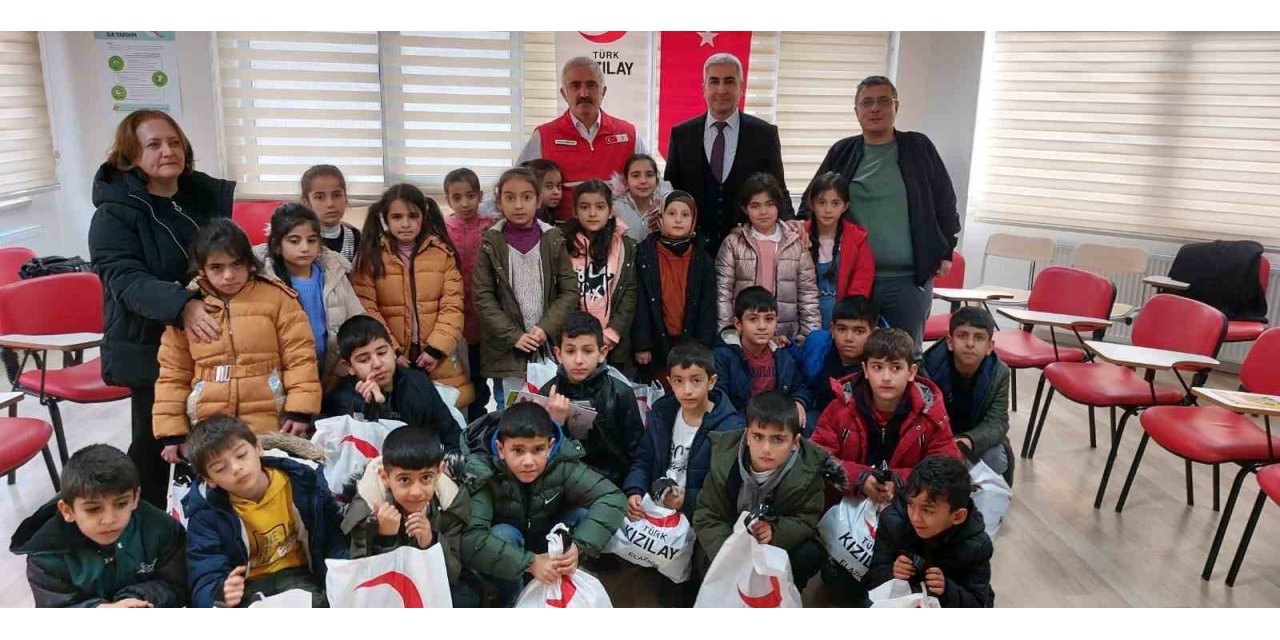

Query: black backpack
[19,255,93,280]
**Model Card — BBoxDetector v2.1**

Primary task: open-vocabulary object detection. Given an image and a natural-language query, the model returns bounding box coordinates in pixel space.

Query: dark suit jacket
[663,111,792,253]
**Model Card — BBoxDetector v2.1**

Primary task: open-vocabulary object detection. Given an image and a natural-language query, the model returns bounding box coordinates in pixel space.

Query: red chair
[923,253,968,342]
[0,247,36,286]
[0,393,60,491]
[1223,463,1280,586]
[232,200,285,245]
[0,273,131,463]
[1223,256,1271,344]
[1036,294,1227,509]
[995,266,1115,453]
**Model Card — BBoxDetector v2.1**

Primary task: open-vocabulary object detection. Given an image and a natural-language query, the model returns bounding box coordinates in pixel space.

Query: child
[351,183,474,409]
[539,311,644,489]
[716,172,819,344]
[805,171,874,328]
[301,164,360,264]
[443,168,496,420]
[564,179,638,370]
[868,456,995,607]
[257,203,366,392]
[154,218,321,461]
[693,390,831,590]
[811,327,961,506]
[610,153,671,241]
[921,307,1014,481]
[9,444,186,608]
[712,286,812,429]
[325,316,462,454]
[183,415,347,607]
[521,158,564,225]
[801,296,879,412]
[460,402,625,607]
[622,341,744,605]
[341,426,475,606]
[632,191,718,379]
[472,167,580,405]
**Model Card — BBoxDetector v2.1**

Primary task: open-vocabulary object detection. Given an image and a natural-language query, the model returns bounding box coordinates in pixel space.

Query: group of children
[9,156,1013,608]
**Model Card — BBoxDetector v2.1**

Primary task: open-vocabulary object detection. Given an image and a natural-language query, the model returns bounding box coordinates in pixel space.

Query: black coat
[798,130,961,287]
[325,366,462,454]
[540,365,645,488]
[1167,240,1269,322]
[631,234,718,371]
[868,495,995,608]
[87,164,235,388]
[663,112,793,254]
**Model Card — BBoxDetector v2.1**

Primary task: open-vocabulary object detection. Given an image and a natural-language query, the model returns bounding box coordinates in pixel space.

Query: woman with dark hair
[88,110,235,506]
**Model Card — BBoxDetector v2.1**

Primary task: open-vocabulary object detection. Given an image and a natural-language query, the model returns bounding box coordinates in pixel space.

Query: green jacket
[340,458,469,584]
[9,499,186,608]
[472,220,580,378]
[693,429,827,562]
[460,426,625,582]
[921,342,1014,479]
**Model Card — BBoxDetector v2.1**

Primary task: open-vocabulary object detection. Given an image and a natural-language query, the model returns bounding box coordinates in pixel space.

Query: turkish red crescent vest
[538,110,638,221]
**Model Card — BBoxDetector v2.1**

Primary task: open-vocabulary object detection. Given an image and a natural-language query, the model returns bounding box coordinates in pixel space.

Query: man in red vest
[518,56,646,221]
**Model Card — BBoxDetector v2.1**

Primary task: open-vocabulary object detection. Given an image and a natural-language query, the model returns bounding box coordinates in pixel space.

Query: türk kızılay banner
[555,31,652,150]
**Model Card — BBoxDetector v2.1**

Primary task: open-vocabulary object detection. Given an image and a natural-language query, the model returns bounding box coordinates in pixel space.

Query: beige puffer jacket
[714,224,820,339]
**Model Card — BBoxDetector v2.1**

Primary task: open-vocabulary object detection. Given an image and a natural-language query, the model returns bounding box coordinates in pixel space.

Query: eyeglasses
[857,96,897,109]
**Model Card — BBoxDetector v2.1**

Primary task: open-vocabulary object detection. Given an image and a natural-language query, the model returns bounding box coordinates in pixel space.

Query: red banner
[657,31,752,159]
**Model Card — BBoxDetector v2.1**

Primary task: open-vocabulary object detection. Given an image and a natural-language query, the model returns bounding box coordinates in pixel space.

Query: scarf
[503,220,543,254]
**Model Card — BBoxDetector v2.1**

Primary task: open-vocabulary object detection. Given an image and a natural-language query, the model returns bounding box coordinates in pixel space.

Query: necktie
[710,121,728,183]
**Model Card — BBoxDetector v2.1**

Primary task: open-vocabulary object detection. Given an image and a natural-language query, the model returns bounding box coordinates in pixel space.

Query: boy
[622,342,745,604]
[921,306,1014,480]
[693,391,833,590]
[868,456,994,607]
[800,295,879,411]
[325,316,462,454]
[184,415,347,607]
[713,286,813,426]
[341,426,476,606]
[460,402,625,607]
[539,311,645,488]
[9,444,186,608]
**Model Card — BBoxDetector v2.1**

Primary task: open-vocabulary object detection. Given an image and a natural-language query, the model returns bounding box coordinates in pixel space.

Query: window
[971,31,1280,246]
[0,31,58,198]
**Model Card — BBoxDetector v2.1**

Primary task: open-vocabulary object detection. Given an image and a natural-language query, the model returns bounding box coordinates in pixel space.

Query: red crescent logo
[356,570,424,608]
[545,575,578,608]
[169,507,181,521]
[341,435,379,458]
[738,576,783,608]
[866,519,877,540]
[579,31,627,44]
[642,511,683,528]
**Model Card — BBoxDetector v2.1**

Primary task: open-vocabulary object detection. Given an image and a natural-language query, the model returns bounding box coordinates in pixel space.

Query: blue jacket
[712,330,813,414]
[183,456,348,607]
[622,389,746,517]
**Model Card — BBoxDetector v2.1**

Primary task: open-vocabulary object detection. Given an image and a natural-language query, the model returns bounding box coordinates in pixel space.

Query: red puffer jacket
[811,371,961,496]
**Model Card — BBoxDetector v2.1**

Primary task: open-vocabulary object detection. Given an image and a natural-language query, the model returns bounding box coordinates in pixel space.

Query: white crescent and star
[697,31,719,48]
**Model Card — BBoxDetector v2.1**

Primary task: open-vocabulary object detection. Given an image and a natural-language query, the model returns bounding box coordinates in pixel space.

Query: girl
[806,171,875,328]
[256,203,366,392]
[301,164,361,264]
[443,167,496,419]
[472,167,579,403]
[153,218,321,459]
[715,172,820,343]
[351,184,474,409]
[632,190,718,379]
[611,154,671,241]
[564,179,638,370]
[522,158,564,225]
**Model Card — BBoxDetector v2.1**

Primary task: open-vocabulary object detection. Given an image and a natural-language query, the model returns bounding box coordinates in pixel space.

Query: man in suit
[664,53,792,254]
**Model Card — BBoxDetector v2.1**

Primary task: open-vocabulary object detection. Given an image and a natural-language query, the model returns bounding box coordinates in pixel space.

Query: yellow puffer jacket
[350,235,474,407]
[153,275,322,439]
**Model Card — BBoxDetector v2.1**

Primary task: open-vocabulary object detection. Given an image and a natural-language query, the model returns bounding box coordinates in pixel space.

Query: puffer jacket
[869,496,994,607]
[569,223,639,367]
[472,220,580,378]
[351,235,473,407]
[806,218,876,299]
[340,457,468,583]
[254,245,366,392]
[153,275,321,440]
[460,421,625,582]
[715,223,820,338]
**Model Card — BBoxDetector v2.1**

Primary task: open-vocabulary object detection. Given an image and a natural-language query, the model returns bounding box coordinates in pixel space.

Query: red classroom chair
[1223,256,1271,344]
[923,252,968,342]
[0,273,131,463]
[1223,463,1280,586]
[1034,294,1227,509]
[232,200,285,245]
[0,393,60,491]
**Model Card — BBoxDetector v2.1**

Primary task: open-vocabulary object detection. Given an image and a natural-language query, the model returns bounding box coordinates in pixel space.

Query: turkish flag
[657,31,752,159]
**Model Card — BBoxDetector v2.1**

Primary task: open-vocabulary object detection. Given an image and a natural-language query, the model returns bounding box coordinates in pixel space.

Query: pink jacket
[445,212,495,345]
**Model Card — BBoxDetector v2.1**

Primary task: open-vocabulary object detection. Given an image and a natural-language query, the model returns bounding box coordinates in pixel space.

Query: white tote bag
[515,524,613,608]
[326,545,454,608]
[818,496,881,581]
[604,494,695,583]
[310,415,405,496]
[694,512,803,608]
[247,588,313,608]
[969,461,1012,539]
[868,579,940,608]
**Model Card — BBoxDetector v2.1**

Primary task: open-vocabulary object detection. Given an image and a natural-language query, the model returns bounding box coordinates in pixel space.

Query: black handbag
[18,255,93,279]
